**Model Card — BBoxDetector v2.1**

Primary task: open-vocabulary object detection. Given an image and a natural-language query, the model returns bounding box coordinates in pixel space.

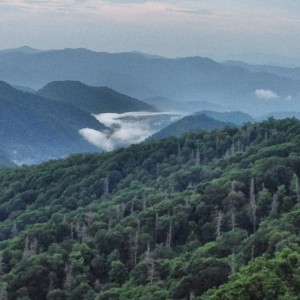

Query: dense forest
[0,118,300,299]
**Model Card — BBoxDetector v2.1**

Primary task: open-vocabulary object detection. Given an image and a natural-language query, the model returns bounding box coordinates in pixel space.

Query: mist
[79,111,181,151]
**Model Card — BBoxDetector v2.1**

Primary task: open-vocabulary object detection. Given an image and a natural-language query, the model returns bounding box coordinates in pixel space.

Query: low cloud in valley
[79,112,180,151]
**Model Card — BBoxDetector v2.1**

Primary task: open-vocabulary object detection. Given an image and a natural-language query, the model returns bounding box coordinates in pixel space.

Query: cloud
[255,89,279,100]
[79,112,181,151]
[79,128,114,151]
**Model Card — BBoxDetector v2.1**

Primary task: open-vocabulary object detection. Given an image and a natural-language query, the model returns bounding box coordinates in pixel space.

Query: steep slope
[0,119,298,299]
[37,81,156,114]
[149,113,235,140]
[1,48,300,114]
[0,81,108,164]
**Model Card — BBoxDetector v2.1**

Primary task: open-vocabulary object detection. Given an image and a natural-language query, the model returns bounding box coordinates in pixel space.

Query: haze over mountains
[1,46,300,165]
[0,78,176,165]
[1,47,300,116]
[223,60,300,82]
[0,81,109,165]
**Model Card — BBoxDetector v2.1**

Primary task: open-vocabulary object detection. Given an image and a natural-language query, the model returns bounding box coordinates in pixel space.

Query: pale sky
[1,0,300,63]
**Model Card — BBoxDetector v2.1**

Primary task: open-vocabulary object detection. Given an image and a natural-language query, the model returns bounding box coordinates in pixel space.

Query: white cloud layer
[79,112,180,151]
[255,89,279,100]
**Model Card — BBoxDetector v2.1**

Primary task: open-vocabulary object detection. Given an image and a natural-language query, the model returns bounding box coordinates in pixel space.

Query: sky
[1,0,300,64]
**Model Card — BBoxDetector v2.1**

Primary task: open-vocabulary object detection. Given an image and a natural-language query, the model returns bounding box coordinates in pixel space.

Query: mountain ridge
[1,48,300,115]
[37,80,156,114]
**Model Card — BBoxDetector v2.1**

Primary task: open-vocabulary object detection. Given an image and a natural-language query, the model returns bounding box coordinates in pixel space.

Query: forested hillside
[0,118,300,299]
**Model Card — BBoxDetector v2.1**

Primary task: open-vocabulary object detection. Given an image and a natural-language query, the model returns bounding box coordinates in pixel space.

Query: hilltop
[38,81,156,114]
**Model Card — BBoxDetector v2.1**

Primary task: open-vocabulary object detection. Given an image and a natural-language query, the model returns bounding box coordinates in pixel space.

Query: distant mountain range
[0,81,110,164]
[1,47,300,115]
[37,81,155,114]
[149,113,235,140]
[223,60,300,82]
[0,46,42,55]
[142,96,225,113]
[195,110,254,125]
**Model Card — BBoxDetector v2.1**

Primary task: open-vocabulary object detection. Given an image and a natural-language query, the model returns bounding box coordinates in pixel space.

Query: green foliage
[0,118,299,299]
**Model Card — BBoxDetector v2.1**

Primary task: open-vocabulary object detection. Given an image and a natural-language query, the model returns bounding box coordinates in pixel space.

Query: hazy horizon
[1,1,300,66]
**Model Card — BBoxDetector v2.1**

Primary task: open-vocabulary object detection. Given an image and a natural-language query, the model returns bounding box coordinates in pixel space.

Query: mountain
[131,51,164,59]
[0,81,109,164]
[0,46,42,55]
[0,119,298,299]
[37,81,156,114]
[1,48,300,115]
[149,113,235,140]
[195,110,254,125]
[13,85,36,93]
[142,96,225,113]
[223,60,300,82]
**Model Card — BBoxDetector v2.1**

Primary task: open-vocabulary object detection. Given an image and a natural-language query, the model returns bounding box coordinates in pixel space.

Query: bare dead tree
[11,223,18,238]
[294,174,300,205]
[177,141,181,156]
[0,254,3,275]
[148,260,155,286]
[166,214,173,248]
[155,213,159,243]
[230,247,236,275]
[63,264,74,290]
[195,146,200,165]
[231,210,236,231]
[271,193,279,215]
[0,285,7,300]
[85,212,96,227]
[251,245,255,262]
[22,236,38,260]
[216,211,223,237]
[104,176,109,195]
[249,177,257,232]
